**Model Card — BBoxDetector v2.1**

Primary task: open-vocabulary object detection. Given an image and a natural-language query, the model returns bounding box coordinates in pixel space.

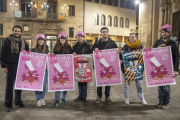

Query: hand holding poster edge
[143,46,176,87]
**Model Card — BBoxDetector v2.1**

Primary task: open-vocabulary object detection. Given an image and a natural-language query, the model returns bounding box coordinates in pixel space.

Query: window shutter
[3,0,7,12]
[72,6,75,16]
[31,2,37,18]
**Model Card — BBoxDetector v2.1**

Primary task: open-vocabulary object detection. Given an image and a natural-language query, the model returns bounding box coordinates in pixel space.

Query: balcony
[14,11,66,22]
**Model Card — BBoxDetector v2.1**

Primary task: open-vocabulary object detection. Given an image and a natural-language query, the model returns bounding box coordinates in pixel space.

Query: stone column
[118,0,120,7]
[98,34,100,40]
[122,36,124,47]
[164,4,168,24]
[85,34,87,41]
[161,5,165,25]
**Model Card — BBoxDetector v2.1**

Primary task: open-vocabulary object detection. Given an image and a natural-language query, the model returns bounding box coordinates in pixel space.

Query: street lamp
[135,0,140,4]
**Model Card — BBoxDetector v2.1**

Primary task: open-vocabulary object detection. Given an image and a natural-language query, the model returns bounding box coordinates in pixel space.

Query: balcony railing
[14,11,66,22]
[22,11,31,17]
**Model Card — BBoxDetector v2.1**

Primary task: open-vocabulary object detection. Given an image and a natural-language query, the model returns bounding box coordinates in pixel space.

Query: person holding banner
[31,33,49,107]
[119,33,147,105]
[72,31,91,106]
[51,32,73,109]
[1,25,29,112]
[92,27,118,104]
[153,24,179,109]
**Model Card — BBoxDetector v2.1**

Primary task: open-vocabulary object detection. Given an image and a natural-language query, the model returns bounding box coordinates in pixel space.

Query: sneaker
[73,96,82,102]
[141,98,147,105]
[41,99,46,105]
[155,102,163,108]
[94,97,102,104]
[52,102,60,109]
[82,99,88,106]
[125,98,129,104]
[5,107,12,112]
[162,103,169,109]
[37,100,42,106]
[105,97,112,104]
[62,99,67,104]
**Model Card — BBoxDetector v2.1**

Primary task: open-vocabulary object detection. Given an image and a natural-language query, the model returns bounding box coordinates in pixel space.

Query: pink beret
[36,33,46,41]
[58,32,68,39]
[161,24,172,32]
[75,31,85,38]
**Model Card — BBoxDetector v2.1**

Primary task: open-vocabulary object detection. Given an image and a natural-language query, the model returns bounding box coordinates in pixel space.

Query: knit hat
[161,24,172,32]
[36,33,46,41]
[75,31,85,38]
[58,32,68,39]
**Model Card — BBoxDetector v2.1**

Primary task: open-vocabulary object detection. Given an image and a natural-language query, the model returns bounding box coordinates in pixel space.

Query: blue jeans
[35,71,48,99]
[78,82,87,99]
[124,76,144,99]
[158,85,171,104]
[97,86,110,98]
[55,91,67,101]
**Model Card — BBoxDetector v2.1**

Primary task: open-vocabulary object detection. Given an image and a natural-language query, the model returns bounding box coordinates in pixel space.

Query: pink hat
[161,24,172,32]
[58,32,68,39]
[36,33,46,41]
[75,31,85,38]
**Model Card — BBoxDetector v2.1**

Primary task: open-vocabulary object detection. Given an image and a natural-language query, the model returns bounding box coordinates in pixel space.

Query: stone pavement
[0,67,180,120]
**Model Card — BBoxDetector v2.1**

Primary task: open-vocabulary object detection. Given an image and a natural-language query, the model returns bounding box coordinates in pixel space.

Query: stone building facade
[0,0,137,52]
[139,0,180,49]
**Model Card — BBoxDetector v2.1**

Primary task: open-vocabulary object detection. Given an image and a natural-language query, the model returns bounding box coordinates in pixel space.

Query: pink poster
[93,48,122,87]
[143,46,176,87]
[15,51,47,91]
[48,54,74,92]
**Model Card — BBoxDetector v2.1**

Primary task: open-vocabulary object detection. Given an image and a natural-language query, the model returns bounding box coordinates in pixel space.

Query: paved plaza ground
[0,67,180,120]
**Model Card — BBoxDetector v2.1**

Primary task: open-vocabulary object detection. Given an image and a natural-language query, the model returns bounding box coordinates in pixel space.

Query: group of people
[0,24,179,112]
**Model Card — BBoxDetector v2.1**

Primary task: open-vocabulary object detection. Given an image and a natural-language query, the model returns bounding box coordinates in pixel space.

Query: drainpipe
[83,0,85,32]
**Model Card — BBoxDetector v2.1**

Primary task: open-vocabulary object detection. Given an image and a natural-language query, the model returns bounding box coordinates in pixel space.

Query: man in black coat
[153,24,179,109]
[73,31,91,106]
[1,25,29,112]
[92,27,118,104]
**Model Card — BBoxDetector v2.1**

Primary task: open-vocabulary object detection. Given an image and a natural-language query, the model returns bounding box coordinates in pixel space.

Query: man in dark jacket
[92,27,118,104]
[73,31,91,106]
[1,25,29,112]
[153,24,179,109]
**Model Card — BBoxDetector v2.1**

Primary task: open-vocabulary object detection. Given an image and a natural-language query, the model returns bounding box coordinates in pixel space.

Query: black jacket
[92,38,118,51]
[153,36,179,71]
[53,46,73,54]
[1,37,29,68]
[31,45,49,54]
[73,41,91,54]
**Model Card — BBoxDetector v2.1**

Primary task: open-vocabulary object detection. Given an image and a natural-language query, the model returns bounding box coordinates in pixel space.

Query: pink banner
[15,51,47,91]
[93,48,122,87]
[48,54,74,92]
[143,47,176,87]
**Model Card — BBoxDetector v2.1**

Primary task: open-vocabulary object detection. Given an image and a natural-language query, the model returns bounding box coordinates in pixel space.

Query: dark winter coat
[92,38,118,51]
[1,37,29,68]
[73,41,91,54]
[153,36,179,71]
[53,46,73,54]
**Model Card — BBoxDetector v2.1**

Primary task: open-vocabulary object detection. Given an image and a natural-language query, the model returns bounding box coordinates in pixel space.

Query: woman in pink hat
[52,32,72,109]
[31,33,49,107]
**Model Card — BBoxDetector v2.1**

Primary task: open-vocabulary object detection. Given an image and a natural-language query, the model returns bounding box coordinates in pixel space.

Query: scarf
[162,36,173,44]
[126,39,142,49]
[8,34,25,54]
